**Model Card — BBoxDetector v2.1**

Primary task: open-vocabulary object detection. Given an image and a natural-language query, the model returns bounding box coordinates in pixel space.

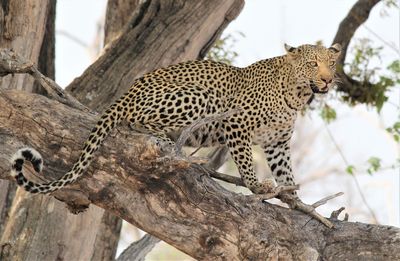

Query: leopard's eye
[307,61,318,67]
[329,61,336,66]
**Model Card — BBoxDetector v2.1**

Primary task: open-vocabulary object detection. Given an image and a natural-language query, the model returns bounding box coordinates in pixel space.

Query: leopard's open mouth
[310,81,328,94]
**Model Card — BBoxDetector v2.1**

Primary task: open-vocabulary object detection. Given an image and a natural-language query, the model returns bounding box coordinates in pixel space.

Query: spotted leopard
[10,43,341,196]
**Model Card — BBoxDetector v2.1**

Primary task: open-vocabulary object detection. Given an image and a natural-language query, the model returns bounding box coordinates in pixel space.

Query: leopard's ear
[329,43,342,59]
[329,43,341,53]
[284,43,296,53]
[284,43,299,61]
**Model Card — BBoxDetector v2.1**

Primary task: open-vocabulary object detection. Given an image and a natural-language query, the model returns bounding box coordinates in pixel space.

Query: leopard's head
[284,43,341,94]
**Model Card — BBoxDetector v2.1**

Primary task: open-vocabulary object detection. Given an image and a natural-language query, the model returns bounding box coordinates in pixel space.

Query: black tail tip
[11,147,43,175]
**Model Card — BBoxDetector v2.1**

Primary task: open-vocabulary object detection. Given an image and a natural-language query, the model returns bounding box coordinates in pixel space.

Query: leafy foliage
[343,38,399,111]
[206,32,244,65]
[367,157,382,174]
[386,121,400,142]
[320,104,337,123]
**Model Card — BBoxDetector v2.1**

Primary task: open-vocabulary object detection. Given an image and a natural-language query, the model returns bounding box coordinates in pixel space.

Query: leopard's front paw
[251,179,277,194]
[252,181,300,201]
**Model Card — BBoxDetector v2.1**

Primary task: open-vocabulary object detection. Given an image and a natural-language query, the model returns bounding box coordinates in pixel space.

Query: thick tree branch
[66,0,245,111]
[1,90,399,260]
[332,0,383,104]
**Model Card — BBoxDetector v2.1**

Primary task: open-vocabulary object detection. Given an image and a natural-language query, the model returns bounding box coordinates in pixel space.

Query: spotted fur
[10,43,341,194]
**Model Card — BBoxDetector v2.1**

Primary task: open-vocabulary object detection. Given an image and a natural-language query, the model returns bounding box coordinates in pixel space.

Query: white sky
[55,0,400,228]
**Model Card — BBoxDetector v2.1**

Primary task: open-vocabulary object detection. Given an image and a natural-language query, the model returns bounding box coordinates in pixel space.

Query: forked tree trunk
[0,0,244,260]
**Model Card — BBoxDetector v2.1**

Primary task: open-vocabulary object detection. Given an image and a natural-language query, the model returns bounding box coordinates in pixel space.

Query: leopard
[10,43,341,197]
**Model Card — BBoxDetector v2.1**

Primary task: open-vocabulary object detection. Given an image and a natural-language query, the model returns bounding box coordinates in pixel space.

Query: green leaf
[320,105,336,123]
[388,60,400,73]
[346,165,355,175]
[367,157,381,175]
[393,122,400,130]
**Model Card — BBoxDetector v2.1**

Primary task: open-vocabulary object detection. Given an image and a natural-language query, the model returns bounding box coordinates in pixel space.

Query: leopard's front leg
[262,139,298,198]
[224,125,276,194]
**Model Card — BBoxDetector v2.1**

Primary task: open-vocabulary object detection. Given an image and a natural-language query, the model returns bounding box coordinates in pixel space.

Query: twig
[330,207,349,221]
[279,193,337,228]
[312,192,344,208]
[203,166,342,228]
[0,48,90,112]
[203,167,244,186]
[204,146,230,169]
[324,122,379,223]
[175,108,242,155]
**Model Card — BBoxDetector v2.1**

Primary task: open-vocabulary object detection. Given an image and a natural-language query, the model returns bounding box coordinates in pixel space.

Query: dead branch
[205,167,341,228]
[0,49,89,112]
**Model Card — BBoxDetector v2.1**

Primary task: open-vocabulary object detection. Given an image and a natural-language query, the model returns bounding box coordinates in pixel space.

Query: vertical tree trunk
[0,1,108,260]
[0,0,52,239]
[104,0,140,45]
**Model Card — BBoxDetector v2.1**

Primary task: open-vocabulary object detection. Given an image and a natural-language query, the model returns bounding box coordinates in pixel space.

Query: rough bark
[1,90,399,260]
[66,0,245,111]
[89,208,122,261]
[104,0,140,45]
[0,0,52,239]
[332,0,382,104]
[0,0,244,259]
[0,1,117,261]
[0,0,50,92]
[98,0,245,258]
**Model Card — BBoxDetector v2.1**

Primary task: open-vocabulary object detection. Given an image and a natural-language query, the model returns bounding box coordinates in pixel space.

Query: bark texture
[117,234,160,261]
[0,0,245,260]
[0,0,50,92]
[0,0,52,240]
[66,0,245,111]
[1,90,399,260]
[0,1,110,260]
[92,0,244,259]
[104,0,140,45]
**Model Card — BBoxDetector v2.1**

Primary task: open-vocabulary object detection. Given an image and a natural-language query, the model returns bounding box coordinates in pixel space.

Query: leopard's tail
[10,97,129,194]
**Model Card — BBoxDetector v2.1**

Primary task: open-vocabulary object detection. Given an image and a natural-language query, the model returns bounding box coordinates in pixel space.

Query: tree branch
[332,0,383,104]
[1,90,399,260]
[116,234,160,261]
[0,48,89,112]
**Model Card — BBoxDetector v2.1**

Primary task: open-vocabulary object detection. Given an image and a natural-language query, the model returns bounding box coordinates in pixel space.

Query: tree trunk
[0,0,52,240]
[66,0,245,112]
[0,0,54,230]
[0,1,110,261]
[104,0,140,45]
[1,90,399,260]
[1,0,391,260]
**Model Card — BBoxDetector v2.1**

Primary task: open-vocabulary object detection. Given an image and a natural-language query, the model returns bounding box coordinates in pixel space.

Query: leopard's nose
[322,78,332,84]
